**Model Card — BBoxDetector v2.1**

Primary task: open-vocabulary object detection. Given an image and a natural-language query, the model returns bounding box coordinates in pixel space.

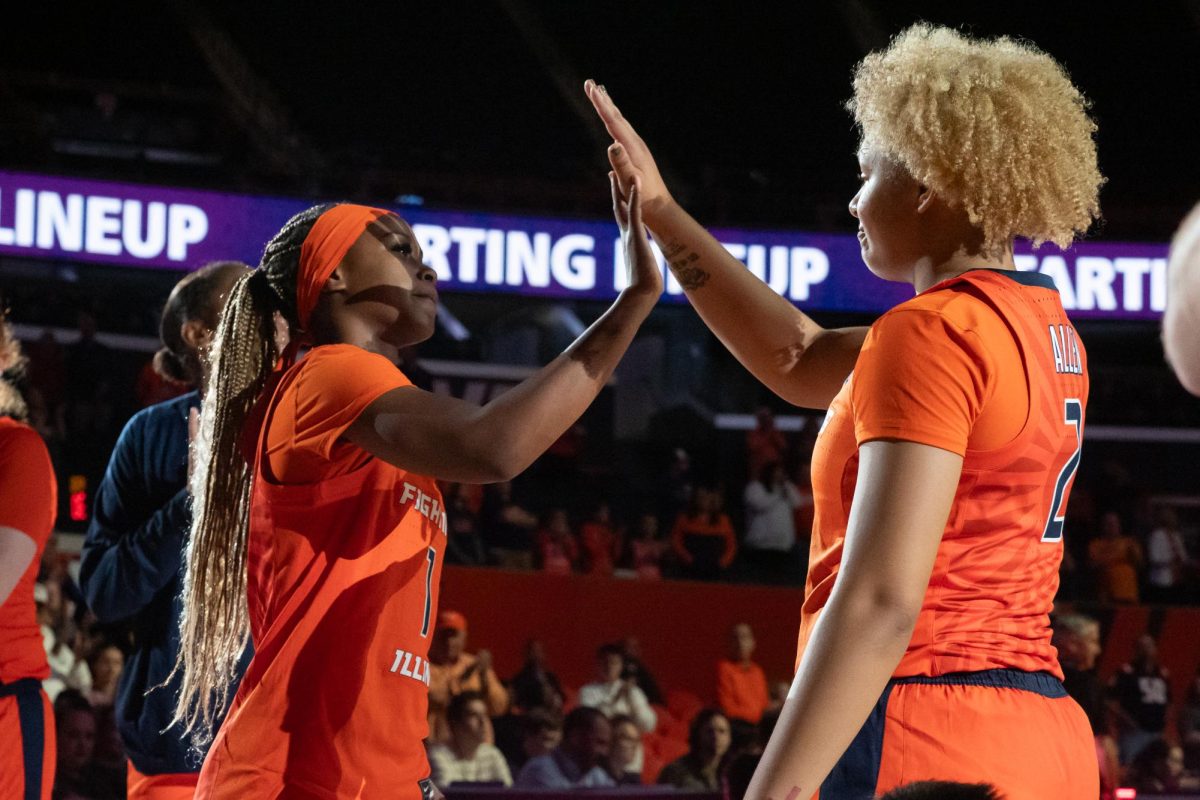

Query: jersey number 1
[1042,398,1083,543]
[420,547,437,637]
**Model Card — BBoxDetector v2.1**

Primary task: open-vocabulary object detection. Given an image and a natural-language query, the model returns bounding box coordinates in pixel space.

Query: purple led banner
[0,170,1169,320]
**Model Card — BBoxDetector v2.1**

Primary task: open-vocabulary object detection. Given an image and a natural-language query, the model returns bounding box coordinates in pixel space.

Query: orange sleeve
[0,425,55,542]
[283,345,412,462]
[851,308,992,457]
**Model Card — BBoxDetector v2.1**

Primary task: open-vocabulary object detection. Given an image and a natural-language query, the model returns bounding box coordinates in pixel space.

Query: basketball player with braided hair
[175,178,660,798]
[0,297,58,800]
[588,22,1102,800]
[80,261,250,800]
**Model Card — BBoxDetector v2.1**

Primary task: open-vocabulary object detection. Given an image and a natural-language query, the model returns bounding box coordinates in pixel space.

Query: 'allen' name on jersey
[1048,324,1083,375]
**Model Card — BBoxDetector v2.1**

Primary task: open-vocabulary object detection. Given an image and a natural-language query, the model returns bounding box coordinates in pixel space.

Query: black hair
[597,642,624,661]
[446,690,487,728]
[562,706,608,738]
[688,707,729,754]
[153,260,249,385]
[877,781,1003,800]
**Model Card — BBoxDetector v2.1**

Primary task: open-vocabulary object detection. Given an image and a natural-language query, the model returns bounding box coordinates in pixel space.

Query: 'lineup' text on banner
[0,170,1171,321]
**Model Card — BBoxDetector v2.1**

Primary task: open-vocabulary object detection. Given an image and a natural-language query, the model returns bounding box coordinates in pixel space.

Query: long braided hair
[171,203,333,748]
[0,295,28,421]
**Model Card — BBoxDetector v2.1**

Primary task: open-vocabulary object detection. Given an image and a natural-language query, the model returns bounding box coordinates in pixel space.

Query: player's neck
[912,243,1015,294]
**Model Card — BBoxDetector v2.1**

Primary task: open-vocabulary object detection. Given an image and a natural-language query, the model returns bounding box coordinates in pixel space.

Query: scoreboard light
[68,474,87,522]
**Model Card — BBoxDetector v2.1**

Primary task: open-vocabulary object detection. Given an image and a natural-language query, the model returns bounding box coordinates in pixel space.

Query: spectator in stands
[581,501,620,576]
[741,461,803,584]
[427,691,513,787]
[1129,738,1194,794]
[443,482,487,566]
[84,642,123,709]
[1146,506,1192,603]
[79,260,251,798]
[515,708,563,771]
[480,480,537,569]
[428,610,509,743]
[515,706,616,788]
[511,638,564,713]
[620,636,664,706]
[1111,634,1172,764]
[629,511,668,580]
[746,406,787,478]
[661,447,694,522]
[723,707,782,800]
[1053,612,1117,795]
[607,714,643,785]
[1088,511,1143,603]
[658,708,733,790]
[717,623,770,731]
[579,643,657,735]
[1182,666,1200,754]
[535,508,579,575]
[877,782,1002,800]
[671,486,737,580]
[53,689,123,800]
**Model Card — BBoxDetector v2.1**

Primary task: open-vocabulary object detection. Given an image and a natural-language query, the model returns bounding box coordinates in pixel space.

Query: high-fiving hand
[585,79,674,224]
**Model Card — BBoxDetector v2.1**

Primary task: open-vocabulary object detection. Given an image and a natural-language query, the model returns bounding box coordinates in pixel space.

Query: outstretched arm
[345,178,661,482]
[585,80,867,410]
[745,440,961,799]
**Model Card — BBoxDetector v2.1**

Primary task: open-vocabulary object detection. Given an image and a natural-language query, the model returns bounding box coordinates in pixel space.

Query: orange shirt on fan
[0,417,56,684]
[196,345,447,800]
[800,270,1089,680]
[716,659,770,724]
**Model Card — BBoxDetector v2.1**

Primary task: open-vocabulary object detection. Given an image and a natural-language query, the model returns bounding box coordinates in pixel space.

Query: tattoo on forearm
[668,252,709,291]
[660,240,688,259]
[777,788,805,800]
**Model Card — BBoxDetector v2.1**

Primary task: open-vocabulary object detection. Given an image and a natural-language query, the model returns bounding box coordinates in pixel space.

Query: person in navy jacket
[81,261,249,798]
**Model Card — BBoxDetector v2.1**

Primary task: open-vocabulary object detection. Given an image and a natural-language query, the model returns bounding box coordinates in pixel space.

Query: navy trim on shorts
[821,682,894,799]
[892,668,1068,698]
[3,679,45,800]
[822,670,1066,799]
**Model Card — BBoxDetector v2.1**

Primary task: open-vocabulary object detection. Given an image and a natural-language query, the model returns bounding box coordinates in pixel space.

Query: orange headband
[296,204,392,330]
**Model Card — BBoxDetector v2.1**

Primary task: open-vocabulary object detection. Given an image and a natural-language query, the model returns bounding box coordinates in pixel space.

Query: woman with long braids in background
[80,261,251,800]
[175,177,660,799]
[0,297,58,800]
[588,22,1102,800]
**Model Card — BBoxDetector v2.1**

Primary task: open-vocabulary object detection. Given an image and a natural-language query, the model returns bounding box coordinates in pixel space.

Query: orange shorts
[127,760,199,800]
[822,670,1098,800]
[0,679,55,800]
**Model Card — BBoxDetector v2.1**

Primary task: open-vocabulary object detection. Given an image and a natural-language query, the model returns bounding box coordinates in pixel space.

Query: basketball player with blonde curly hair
[588,23,1102,800]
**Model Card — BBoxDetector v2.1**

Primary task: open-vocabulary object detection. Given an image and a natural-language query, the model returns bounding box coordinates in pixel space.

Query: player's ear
[916,184,937,214]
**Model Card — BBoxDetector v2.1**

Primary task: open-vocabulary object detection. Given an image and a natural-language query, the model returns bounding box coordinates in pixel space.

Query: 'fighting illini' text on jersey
[800,269,1088,678]
[196,346,447,800]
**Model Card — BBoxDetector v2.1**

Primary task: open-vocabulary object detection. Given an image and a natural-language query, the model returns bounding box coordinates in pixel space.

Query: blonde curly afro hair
[848,23,1104,252]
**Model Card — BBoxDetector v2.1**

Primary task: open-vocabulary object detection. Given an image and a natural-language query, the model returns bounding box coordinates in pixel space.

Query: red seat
[666,688,705,725]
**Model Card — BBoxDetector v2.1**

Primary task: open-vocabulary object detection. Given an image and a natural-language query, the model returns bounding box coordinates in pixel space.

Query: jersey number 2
[1042,398,1083,543]
[420,547,437,637]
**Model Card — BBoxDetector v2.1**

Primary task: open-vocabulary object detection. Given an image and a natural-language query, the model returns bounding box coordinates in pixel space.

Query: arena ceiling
[3,0,1198,240]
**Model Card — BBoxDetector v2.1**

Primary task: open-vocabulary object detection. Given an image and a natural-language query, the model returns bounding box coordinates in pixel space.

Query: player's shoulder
[294,344,406,383]
[883,278,1007,333]
[128,391,197,430]
[0,417,49,460]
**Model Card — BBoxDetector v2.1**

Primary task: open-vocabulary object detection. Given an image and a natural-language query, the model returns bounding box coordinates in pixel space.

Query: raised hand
[585,80,673,222]
[611,173,662,300]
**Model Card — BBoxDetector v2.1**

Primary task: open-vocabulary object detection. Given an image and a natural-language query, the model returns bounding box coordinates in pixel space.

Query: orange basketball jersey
[800,269,1089,678]
[197,345,447,800]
